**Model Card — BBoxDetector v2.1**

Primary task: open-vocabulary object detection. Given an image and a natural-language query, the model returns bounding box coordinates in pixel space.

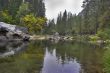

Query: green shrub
[98,29,110,40]
[89,35,100,42]
[21,14,47,33]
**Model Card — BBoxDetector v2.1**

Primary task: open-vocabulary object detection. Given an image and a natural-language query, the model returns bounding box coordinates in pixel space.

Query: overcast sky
[45,0,84,20]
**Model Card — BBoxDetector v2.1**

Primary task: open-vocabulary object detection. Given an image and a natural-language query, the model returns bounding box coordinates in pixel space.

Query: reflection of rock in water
[0,41,29,58]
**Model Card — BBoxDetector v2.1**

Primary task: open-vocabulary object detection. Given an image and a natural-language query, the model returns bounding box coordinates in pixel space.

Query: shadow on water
[0,40,105,73]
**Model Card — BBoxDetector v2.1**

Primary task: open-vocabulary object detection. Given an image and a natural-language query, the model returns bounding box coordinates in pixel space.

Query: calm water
[0,40,105,73]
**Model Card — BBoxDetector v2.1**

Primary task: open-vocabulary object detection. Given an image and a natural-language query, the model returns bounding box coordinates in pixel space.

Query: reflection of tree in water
[45,41,105,73]
[0,41,45,73]
[42,48,81,73]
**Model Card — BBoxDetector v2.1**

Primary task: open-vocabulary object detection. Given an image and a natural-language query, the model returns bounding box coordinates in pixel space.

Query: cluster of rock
[0,22,30,41]
[48,32,73,42]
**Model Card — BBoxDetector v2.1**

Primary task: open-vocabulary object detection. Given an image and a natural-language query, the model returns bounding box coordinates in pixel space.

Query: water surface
[0,41,105,73]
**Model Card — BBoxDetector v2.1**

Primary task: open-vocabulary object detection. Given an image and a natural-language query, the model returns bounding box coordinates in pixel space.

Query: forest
[0,0,47,34]
[0,0,110,73]
[46,0,110,41]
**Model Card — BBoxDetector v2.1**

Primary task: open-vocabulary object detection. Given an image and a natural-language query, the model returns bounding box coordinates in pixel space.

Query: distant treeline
[45,0,110,40]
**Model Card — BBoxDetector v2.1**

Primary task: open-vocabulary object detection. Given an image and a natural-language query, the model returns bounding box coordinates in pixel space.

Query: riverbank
[30,35,74,41]
[30,35,47,40]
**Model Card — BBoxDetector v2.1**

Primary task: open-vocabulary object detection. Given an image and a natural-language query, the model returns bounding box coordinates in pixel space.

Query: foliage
[53,11,78,35]
[89,35,100,42]
[99,10,110,29]
[98,29,110,40]
[0,0,46,33]
[0,0,45,17]
[45,19,56,34]
[16,2,30,18]
[0,10,13,24]
[21,14,46,33]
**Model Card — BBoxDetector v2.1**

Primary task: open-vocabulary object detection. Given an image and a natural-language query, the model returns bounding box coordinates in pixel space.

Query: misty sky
[45,0,84,19]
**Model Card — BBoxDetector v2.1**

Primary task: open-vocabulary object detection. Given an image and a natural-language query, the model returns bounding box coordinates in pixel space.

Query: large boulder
[0,36,7,41]
[0,22,30,41]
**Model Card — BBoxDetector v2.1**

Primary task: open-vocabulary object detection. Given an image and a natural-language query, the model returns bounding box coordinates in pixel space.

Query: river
[0,40,105,73]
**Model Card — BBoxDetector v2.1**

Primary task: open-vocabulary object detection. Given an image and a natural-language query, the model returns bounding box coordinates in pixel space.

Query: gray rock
[0,22,30,41]
[0,36,7,41]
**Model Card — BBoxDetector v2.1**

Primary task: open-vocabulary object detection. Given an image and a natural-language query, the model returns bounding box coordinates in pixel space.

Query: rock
[0,22,30,41]
[0,36,7,41]
[22,35,30,41]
